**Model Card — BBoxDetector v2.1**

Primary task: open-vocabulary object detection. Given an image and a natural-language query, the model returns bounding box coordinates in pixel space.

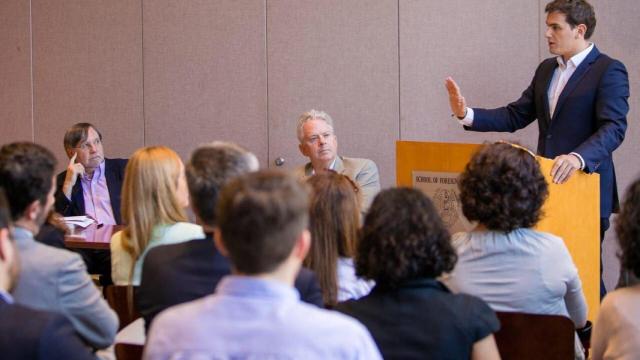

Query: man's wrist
[451,108,468,120]
[569,152,585,170]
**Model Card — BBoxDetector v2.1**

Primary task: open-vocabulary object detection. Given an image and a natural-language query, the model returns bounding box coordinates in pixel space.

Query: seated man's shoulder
[21,240,84,268]
[341,156,377,169]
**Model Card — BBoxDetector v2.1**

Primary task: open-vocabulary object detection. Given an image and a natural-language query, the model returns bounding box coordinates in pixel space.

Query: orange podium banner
[396,140,600,321]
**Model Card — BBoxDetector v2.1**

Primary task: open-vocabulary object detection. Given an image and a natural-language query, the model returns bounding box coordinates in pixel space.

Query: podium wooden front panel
[397,141,600,321]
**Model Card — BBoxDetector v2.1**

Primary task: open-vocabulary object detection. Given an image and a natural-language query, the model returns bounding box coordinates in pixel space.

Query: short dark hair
[616,178,640,278]
[545,0,596,39]
[0,142,57,220]
[186,142,258,227]
[63,122,103,150]
[217,170,309,274]
[459,142,548,232]
[356,188,456,287]
[0,188,11,230]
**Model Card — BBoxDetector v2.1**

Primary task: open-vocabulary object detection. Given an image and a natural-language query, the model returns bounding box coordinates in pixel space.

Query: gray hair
[296,109,334,143]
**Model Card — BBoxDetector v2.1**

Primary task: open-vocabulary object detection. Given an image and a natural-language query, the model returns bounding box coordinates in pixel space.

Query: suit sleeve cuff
[457,107,474,127]
[570,152,585,170]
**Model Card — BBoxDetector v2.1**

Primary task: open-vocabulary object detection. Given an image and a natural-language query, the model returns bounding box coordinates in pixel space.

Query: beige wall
[1,0,638,286]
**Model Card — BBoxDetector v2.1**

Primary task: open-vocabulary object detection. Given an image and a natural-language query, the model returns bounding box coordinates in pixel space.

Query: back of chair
[104,285,142,330]
[115,343,144,360]
[494,311,575,360]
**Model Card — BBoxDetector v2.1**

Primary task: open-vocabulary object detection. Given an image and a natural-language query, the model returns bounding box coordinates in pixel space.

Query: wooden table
[64,224,124,250]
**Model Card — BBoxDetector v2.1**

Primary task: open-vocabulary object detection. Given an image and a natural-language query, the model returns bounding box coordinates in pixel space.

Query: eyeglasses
[75,138,102,151]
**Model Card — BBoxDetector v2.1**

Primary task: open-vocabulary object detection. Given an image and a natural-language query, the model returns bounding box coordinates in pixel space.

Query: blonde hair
[121,146,186,262]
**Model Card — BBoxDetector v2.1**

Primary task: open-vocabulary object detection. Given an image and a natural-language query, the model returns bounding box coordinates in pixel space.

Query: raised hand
[62,152,85,199]
[445,76,467,119]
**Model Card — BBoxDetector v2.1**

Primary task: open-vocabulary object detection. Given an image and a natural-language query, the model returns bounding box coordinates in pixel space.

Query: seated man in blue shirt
[144,170,382,359]
[0,189,94,360]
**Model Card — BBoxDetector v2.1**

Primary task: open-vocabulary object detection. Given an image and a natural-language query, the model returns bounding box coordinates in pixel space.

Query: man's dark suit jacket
[469,46,629,218]
[54,158,128,224]
[0,297,94,360]
[136,233,324,331]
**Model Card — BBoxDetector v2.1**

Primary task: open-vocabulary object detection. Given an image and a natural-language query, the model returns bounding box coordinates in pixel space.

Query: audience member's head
[0,142,57,234]
[459,142,548,232]
[0,189,20,292]
[297,109,338,171]
[616,178,640,279]
[216,170,310,277]
[356,188,455,287]
[304,171,360,305]
[186,141,259,229]
[121,146,189,258]
[63,122,105,171]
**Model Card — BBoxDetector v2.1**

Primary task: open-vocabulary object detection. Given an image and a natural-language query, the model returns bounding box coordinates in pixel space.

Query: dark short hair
[0,142,56,220]
[545,0,596,39]
[0,188,11,230]
[459,143,548,232]
[356,188,456,287]
[186,142,258,227]
[616,178,640,278]
[217,170,309,274]
[63,122,103,150]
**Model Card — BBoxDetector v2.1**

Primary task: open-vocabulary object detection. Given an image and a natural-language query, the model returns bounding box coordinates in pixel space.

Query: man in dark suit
[52,123,127,282]
[445,0,629,297]
[137,142,323,331]
[54,123,127,225]
[0,184,95,360]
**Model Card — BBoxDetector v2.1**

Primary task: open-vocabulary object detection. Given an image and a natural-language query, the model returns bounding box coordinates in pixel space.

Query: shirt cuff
[457,107,474,127]
[569,152,585,170]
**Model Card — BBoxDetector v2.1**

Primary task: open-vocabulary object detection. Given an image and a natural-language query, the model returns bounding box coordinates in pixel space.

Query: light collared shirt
[310,157,338,175]
[144,276,382,360]
[548,43,594,117]
[81,160,116,225]
[458,44,594,170]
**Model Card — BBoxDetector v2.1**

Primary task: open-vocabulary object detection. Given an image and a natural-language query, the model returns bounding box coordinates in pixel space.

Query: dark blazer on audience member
[54,158,128,224]
[136,233,324,331]
[336,279,500,360]
[0,297,94,360]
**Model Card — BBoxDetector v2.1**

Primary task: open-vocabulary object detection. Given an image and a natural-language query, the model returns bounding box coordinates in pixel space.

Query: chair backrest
[104,285,142,330]
[494,311,575,360]
[115,343,144,360]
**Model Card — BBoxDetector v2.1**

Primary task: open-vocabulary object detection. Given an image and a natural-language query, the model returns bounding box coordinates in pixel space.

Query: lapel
[333,156,345,174]
[71,179,85,215]
[540,61,557,126]
[552,46,601,122]
[103,159,122,224]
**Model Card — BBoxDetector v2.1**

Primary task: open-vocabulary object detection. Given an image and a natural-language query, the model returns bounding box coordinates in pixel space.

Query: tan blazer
[295,156,380,214]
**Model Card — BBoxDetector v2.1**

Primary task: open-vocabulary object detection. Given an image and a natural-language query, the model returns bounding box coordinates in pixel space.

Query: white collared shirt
[548,43,594,118]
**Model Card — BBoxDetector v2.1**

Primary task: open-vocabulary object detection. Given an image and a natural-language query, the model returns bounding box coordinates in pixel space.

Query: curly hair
[459,143,548,232]
[356,188,456,287]
[616,178,640,278]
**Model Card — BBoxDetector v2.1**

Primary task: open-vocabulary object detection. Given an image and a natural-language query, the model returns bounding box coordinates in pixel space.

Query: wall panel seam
[141,0,146,146]
[29,0,34,141]
[397,0,401,140]
[265,0,270,167]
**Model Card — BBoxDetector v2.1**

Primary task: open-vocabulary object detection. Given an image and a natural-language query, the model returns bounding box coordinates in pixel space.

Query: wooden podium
[397,141,601,320]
